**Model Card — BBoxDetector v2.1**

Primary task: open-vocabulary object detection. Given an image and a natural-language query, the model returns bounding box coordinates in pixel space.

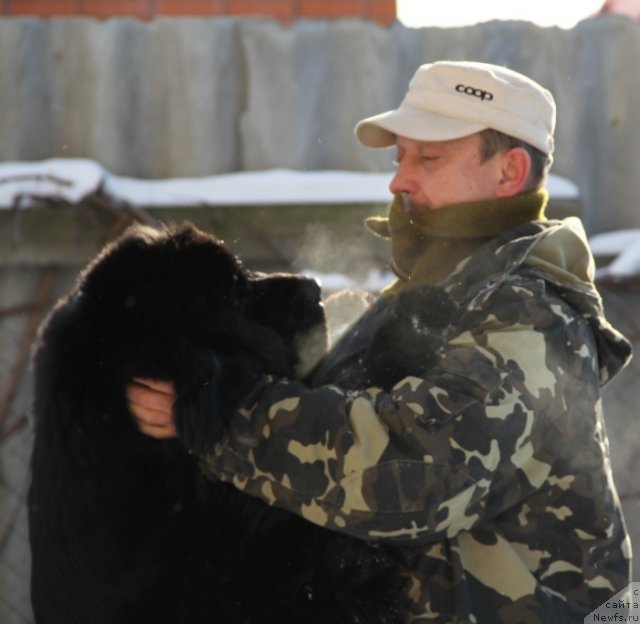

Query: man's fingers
[136,421,179,439]
[129,403,178,438]
[132,377,176,394]
[127,379,176,414]
[130,403,171,426]
[127,378,178,439]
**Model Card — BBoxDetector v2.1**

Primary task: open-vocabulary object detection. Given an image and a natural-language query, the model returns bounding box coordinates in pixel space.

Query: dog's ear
[172,349,224,456]
[173,348,262,457]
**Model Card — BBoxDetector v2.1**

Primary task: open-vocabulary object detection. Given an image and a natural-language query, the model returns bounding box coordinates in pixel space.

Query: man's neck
[373,188,549,291]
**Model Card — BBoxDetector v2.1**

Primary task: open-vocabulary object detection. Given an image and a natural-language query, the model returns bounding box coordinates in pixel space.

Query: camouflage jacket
[201,217,633,623]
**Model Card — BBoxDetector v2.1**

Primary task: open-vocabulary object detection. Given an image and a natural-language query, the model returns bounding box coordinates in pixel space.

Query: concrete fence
[0,15,639,233]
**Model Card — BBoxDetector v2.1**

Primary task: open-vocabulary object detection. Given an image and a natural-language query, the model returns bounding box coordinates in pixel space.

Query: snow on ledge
[0,159,104,206]
[588,229,640,279]
[0,158,579,209]
[3,158,637,280]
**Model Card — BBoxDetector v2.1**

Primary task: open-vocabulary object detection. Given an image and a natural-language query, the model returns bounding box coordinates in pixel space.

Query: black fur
[28,223,407,624]
[363,286,456,389]
[310,284,456,392]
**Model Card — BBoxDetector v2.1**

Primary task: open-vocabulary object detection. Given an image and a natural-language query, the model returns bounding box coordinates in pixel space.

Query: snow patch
[0,157,579,209]
[589,229,640,279]
[0,158,103,206]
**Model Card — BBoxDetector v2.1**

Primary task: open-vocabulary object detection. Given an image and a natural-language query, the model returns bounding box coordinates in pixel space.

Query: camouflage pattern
[201,216,632,623]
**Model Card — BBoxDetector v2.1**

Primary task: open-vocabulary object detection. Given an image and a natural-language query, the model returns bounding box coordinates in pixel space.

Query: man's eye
[421,155,438,161]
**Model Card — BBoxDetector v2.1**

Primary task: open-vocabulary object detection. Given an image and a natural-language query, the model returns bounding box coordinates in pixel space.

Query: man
[128,61,632,622]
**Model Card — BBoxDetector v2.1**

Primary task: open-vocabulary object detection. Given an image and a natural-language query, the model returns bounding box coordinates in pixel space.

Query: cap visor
[355,107,487,148]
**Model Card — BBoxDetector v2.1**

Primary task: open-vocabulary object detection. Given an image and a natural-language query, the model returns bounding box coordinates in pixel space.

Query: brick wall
[1,0,397,25]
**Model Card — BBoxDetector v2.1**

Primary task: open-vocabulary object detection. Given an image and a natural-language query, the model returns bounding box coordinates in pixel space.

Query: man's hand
[127,378,178,439]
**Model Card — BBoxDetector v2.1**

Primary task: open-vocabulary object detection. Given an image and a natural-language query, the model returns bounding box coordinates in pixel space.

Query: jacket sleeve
[200,278,598,544]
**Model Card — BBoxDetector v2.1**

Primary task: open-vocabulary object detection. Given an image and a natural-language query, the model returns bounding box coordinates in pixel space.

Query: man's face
[389,133,504,214]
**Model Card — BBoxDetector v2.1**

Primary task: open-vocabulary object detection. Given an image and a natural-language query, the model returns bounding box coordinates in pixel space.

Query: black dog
[29,223,407,624]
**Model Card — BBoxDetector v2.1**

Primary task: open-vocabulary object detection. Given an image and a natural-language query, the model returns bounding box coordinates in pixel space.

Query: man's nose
[389,160,418,195]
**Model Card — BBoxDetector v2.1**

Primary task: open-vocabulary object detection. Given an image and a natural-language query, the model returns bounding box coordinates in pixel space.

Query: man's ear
[496,147,532,197]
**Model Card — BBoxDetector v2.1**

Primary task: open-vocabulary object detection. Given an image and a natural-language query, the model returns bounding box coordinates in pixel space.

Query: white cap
[355,61,556,156]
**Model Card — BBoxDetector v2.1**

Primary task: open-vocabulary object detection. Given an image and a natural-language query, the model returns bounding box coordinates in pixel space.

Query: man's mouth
[401,193,430,215]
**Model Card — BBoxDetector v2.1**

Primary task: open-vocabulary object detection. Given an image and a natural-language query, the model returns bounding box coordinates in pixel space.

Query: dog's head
[76,222,327,380]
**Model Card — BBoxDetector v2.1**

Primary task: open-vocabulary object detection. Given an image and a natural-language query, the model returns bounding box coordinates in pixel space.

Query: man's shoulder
[444,218,589,298]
